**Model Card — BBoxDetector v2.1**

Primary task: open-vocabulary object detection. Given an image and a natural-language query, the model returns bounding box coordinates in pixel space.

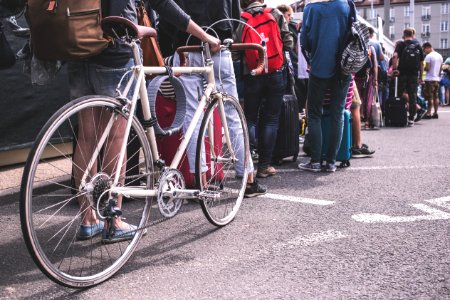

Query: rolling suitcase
[155,94,223,188]
[272,68,300,164]
[321,108,352,167]
[384,76,408,127]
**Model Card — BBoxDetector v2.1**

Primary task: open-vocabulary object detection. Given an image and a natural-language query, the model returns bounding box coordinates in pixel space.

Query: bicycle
[20,16,265,288]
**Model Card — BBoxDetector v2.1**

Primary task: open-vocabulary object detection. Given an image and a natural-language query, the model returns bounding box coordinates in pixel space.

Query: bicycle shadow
[0,196,218,298]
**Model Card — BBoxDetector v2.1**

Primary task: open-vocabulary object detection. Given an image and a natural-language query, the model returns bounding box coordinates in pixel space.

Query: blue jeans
[307,73,351,164]
[244,70,285,168]
[174,49,253,176]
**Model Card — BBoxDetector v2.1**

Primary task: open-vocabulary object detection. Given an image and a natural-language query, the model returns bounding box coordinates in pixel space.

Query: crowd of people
[3,0,450,243]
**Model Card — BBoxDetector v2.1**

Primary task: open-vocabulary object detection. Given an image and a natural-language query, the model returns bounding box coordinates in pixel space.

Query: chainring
[157,168,185,218]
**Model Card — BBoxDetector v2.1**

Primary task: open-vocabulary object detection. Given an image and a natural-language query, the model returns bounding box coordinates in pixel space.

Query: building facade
[290,0,450,58]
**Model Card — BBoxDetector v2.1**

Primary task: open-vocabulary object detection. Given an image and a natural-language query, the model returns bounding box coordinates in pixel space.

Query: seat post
[130,41,143,66]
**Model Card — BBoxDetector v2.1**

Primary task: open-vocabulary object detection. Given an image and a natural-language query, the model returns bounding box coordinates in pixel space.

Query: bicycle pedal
[198,190,221,201]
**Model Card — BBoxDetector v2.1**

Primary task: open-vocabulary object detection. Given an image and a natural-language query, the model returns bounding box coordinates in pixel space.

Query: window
[422,6,431,16]
[441,39,448,49]
[442,3,449,14]
[389,25,395,37]
[404,6,410,17]
[390,8,395,18]
[422,23,430,33]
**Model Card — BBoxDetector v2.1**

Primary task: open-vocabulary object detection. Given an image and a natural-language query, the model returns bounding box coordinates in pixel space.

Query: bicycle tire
[195,96,249,226]
[20,95,154,288]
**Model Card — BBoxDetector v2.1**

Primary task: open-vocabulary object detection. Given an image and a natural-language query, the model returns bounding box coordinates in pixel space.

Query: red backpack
[241,8,284,74]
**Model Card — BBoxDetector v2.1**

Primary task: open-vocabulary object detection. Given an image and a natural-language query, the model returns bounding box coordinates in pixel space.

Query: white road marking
[352,204,450,223]
[261,192,334,206]
[273,230,348,250]
[424,196,450,210]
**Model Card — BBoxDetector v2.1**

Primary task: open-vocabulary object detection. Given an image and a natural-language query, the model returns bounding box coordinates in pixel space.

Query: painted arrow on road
[352,197,450,223]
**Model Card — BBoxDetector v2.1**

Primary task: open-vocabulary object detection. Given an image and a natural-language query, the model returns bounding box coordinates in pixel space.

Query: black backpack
[400,42,421,72]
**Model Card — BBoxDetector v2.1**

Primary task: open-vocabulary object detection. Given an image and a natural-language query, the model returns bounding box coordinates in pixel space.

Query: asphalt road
[1,107,450,299]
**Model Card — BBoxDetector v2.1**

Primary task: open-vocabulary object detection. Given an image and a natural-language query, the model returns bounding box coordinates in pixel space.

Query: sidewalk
[0,164,24,197]
[0,158,70,198]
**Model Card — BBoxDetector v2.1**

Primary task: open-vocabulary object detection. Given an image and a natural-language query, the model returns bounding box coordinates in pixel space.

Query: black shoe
[244,179,267,198]
[422,114,432,119]
[6,16,30,37]
[352,145,375,158]
[16,42,31,60]
[432,113,438,119]
[414,109,427,122]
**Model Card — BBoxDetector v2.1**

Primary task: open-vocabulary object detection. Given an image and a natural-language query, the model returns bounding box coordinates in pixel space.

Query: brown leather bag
[26,0,109,60]
[137,2,164,69]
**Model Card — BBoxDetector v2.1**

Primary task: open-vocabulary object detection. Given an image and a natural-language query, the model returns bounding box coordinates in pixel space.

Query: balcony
[421,31,431,37]
[389,17,395,23]
[421,14,431,21]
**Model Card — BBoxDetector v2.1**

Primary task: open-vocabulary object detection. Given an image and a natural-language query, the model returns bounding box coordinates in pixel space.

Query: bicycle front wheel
[195,96,250,226]
[20,96,154,288]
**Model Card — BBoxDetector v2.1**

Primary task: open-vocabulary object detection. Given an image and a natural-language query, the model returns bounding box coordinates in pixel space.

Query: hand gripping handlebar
[176,43,266,76]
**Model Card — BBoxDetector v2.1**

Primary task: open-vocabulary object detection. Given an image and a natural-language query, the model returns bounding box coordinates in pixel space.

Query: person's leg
[432,81,439,116]
[446,87,450,105]
[244,75,263,160]
[351,105,362,148]
[326,73,351,165]
[423,81,433,116]
[213,50,254,178]
[91,60,134,230]
[406,75,418,121]
[174,53,207,174]
[303,75,329,163]
[68,61,100,226]
[256,71,285,171]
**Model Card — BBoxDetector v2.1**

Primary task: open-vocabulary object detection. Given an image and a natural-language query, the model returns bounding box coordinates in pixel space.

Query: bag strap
[147,75,187,136]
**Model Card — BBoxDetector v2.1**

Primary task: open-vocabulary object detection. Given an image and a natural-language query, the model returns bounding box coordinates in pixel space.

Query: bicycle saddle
[101,16,157,39]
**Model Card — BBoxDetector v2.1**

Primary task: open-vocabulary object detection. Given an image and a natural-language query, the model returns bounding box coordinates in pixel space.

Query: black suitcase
[384,76,408,127]
[272,70,300,164]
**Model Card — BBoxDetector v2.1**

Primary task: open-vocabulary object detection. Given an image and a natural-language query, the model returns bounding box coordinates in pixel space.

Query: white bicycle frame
[79,40,239,200]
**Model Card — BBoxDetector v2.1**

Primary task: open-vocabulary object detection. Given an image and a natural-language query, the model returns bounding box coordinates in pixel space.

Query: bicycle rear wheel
[20,96,154,288]
[195,96,249,226]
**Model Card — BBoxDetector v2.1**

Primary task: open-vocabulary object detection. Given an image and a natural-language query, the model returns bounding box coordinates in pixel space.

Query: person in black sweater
[72,0,221,243]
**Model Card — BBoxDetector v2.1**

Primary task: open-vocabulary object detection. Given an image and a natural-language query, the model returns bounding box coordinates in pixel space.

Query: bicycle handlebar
[176,43,265,76]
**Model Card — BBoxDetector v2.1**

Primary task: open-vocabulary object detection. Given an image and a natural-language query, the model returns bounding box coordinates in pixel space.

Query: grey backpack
[339,0,370,75]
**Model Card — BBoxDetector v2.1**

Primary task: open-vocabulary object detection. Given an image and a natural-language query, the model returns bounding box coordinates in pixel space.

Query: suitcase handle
[394,76,398,98]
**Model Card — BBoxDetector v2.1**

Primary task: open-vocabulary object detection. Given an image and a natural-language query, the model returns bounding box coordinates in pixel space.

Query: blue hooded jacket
[300,0,350,78]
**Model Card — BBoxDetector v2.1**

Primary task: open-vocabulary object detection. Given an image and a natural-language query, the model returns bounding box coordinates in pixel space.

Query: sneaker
[256,166,277,178]
[298,161,321,172]
[407,120,414,127]
[16,42,31,60]
[414,109,427,122]
[244,179,267,198]
[432,113,438,119]
[352,146,375,158]
[324,163,337,173]
[77,221,105,240]
[6,16,30,37]
[102,223,143,244]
